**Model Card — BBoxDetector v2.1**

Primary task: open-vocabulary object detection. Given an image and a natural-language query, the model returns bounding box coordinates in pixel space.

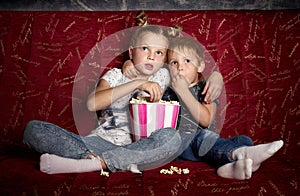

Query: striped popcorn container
[129,102,180,142]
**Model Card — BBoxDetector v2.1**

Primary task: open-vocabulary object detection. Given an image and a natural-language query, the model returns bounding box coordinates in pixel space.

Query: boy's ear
[197,61,205,73]
[129,46,134,59]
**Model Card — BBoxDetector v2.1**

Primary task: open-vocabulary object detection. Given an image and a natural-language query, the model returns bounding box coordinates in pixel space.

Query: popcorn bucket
[129,102,180,141]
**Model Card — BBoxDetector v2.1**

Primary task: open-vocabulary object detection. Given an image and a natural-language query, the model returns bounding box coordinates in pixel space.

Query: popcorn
[160,169,173,175]
[170,166,182,174]
[129,96,180,141]
[159,166,190,175]
[182,168,190,174]
[130,97,179,105]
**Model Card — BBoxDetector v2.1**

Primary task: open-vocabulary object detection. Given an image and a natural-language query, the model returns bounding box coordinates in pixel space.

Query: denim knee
[151,128,181,152]
[23,120,43,146]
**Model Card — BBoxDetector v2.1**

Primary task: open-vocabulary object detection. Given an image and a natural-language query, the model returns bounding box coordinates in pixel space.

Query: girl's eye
[184,59,191,63]
[142,47,148,51]
[156,51,163,56]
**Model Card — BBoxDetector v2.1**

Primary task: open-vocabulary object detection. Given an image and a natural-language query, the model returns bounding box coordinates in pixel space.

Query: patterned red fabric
[0,11,299,195]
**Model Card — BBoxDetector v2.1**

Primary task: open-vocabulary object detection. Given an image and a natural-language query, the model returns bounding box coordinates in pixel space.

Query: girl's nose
[147,51,155,60]
[147,56,154,60]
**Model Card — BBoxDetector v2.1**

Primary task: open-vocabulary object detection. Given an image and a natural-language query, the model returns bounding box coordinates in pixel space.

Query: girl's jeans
[23,120,181,172]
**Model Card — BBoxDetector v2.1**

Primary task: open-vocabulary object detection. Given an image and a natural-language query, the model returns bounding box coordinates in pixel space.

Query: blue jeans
[178,129,253,168]
[23,120,181,172]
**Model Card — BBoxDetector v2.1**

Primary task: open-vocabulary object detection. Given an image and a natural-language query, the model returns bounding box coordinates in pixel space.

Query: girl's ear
[197,61,205,73]
[129,46,134,59]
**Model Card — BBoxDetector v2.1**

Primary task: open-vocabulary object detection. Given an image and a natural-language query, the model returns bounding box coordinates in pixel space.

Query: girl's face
[129,32,168,78]
[168,48,204,86]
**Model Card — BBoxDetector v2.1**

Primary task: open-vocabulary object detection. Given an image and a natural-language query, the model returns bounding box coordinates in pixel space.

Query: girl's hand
[202,71,223,103]
[122,60,140,79]
[138,81,163,102]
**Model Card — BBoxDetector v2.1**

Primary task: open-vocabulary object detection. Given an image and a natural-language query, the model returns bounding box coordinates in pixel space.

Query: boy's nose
[178,64,184,71]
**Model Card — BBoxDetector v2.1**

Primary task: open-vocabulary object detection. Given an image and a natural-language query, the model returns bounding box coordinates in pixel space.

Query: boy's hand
[202,71,223,103]
[122,60,141,79]
[171,74,190,94]
[169,66,189,94]
[138,81,163,102]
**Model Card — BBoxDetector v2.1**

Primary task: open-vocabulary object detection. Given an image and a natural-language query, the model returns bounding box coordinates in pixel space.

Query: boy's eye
[170,61,178,66]
[142,47,148,51]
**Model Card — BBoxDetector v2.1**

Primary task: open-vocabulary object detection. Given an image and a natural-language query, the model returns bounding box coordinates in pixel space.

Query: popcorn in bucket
[129,97,180,141]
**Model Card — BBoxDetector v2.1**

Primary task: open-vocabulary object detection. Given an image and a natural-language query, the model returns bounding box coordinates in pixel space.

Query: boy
[164,36,283,180]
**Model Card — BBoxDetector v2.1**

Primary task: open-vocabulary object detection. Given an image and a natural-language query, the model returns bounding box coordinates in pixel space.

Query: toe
[244,159,253,179]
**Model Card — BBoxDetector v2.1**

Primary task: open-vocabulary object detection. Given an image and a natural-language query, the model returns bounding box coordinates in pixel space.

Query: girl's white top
[88,67,170,146]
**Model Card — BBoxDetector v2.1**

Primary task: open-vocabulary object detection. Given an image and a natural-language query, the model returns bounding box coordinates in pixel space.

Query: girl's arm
[87,79,163,111]
[202,71,223,103]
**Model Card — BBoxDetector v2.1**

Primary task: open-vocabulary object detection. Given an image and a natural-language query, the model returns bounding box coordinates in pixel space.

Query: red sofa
[0,10,299,195]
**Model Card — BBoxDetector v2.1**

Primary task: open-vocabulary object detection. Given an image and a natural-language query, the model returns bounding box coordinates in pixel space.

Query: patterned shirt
[88,68,170,146]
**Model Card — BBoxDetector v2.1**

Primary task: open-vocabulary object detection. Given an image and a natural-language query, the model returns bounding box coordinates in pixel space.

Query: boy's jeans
[23,120,181,172]
[178,129,253,167]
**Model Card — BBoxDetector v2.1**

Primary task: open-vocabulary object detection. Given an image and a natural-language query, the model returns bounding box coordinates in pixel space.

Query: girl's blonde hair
[169,36,204,66]
[129,25,169,47]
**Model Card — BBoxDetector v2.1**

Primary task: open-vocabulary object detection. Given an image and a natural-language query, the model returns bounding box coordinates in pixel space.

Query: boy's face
[129,32,168,77]
[168,48,204,86]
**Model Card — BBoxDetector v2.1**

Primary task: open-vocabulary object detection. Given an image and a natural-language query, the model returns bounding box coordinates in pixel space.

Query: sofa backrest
[0,11,299,161]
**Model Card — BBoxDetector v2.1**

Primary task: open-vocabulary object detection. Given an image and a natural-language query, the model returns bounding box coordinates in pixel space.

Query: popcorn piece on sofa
[160,166,190,175]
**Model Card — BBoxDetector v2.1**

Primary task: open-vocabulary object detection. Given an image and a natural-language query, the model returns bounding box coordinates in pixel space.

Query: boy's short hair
[169,36,204,66]
[129,25,169,47]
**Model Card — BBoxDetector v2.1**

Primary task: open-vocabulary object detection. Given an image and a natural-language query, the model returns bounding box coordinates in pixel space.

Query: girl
[24,25,181,174]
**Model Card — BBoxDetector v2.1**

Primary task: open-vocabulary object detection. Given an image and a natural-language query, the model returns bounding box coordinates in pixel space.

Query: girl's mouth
[144,63,154,70]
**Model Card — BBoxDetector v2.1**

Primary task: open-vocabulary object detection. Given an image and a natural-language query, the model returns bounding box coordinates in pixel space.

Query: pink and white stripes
[129,103,180,141]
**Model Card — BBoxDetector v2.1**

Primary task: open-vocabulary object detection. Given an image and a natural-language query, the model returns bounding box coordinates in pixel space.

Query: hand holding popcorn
[169,66,190,95]
[137,81,163,102]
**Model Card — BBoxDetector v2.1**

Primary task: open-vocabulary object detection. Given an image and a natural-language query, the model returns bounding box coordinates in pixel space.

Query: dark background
[0,0,299,10]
